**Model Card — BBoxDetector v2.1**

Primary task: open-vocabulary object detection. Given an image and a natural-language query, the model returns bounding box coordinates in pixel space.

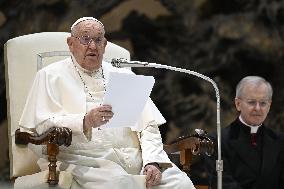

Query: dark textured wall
[1,0,284,185]
[117,0,284,137]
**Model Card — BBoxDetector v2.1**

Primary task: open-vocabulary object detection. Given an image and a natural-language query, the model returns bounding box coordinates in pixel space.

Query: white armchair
[4,32,130,188]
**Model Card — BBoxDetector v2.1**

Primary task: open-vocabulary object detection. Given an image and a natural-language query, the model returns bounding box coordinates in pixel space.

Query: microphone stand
[121,61,223,189]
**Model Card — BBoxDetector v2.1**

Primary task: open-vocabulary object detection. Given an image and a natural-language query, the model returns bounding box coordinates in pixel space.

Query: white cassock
[17,57,195,189]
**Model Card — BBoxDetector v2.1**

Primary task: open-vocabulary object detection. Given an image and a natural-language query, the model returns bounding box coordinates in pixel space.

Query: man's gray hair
[71,17,104,35]
[235,76,273,100]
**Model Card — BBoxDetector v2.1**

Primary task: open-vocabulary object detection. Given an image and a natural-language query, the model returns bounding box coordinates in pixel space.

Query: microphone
[111,58,149,68]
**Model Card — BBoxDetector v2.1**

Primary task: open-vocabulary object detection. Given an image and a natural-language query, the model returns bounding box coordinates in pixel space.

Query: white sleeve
[140,124,172,168]
[34,113,89,143]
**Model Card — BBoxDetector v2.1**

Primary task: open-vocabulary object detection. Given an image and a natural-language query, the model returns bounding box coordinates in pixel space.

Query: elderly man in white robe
[19,17,195,189]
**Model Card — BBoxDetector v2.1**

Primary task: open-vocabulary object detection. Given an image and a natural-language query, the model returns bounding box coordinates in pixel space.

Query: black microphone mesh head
[111,58,121,67]
[111,58,127,68]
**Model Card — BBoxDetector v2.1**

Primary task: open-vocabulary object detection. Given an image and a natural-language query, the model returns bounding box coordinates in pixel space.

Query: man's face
[235,83,271,126]
[67,20,107,71]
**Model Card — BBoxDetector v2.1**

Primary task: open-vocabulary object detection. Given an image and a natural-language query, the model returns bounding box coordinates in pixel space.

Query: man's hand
[143,163,162,188]
[84,105,113,130]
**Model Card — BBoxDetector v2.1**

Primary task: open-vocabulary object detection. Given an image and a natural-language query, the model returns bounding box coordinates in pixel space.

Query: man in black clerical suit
[205,76,284,189]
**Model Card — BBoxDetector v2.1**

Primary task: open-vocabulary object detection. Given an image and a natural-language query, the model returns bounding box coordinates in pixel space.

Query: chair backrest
[4,32,130,178]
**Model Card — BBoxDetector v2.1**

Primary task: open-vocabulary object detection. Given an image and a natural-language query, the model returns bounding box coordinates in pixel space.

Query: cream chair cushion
[4,32,130,178]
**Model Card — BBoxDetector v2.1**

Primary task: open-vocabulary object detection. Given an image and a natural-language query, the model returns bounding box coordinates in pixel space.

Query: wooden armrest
[15,127,72,186]
[163,129,214,172]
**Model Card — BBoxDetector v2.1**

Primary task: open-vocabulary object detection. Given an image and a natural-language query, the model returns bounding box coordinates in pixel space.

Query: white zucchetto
[71,17,104,31]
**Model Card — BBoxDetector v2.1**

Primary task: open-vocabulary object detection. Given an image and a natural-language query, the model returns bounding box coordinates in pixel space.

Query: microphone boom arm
[138,61,223,189]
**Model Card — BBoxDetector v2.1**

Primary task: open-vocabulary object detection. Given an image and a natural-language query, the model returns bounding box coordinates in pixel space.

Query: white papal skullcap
[71,17,104,31]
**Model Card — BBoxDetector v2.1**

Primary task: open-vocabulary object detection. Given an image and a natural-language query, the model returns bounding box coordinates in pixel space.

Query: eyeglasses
[73,35,105,46]
[240,99,270,108]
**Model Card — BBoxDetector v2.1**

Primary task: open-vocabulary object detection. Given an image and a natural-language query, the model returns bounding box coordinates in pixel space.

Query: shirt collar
[239,115,262,134]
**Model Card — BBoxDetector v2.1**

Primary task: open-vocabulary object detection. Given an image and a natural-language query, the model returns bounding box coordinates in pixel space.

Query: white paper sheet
[102,72,155,128]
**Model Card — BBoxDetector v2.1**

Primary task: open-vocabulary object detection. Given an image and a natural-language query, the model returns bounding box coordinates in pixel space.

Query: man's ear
[103,38,107,48]
[104,38,107,47]
[67,37,73,53]
[101,38,107,54]
[235,98,241,111]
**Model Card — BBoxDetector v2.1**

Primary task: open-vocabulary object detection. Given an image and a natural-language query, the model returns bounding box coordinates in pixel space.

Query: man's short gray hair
[235,76,273,100]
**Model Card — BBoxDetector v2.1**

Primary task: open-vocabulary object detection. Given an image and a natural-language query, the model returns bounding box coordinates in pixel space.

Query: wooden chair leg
[47,143,59,185]
[180,149,193,172]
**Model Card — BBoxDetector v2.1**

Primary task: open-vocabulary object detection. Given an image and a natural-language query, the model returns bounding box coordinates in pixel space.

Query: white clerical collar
[239,116,262,133]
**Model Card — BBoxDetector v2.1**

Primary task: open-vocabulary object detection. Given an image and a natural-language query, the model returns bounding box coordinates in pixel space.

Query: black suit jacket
[205,118,284,189]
